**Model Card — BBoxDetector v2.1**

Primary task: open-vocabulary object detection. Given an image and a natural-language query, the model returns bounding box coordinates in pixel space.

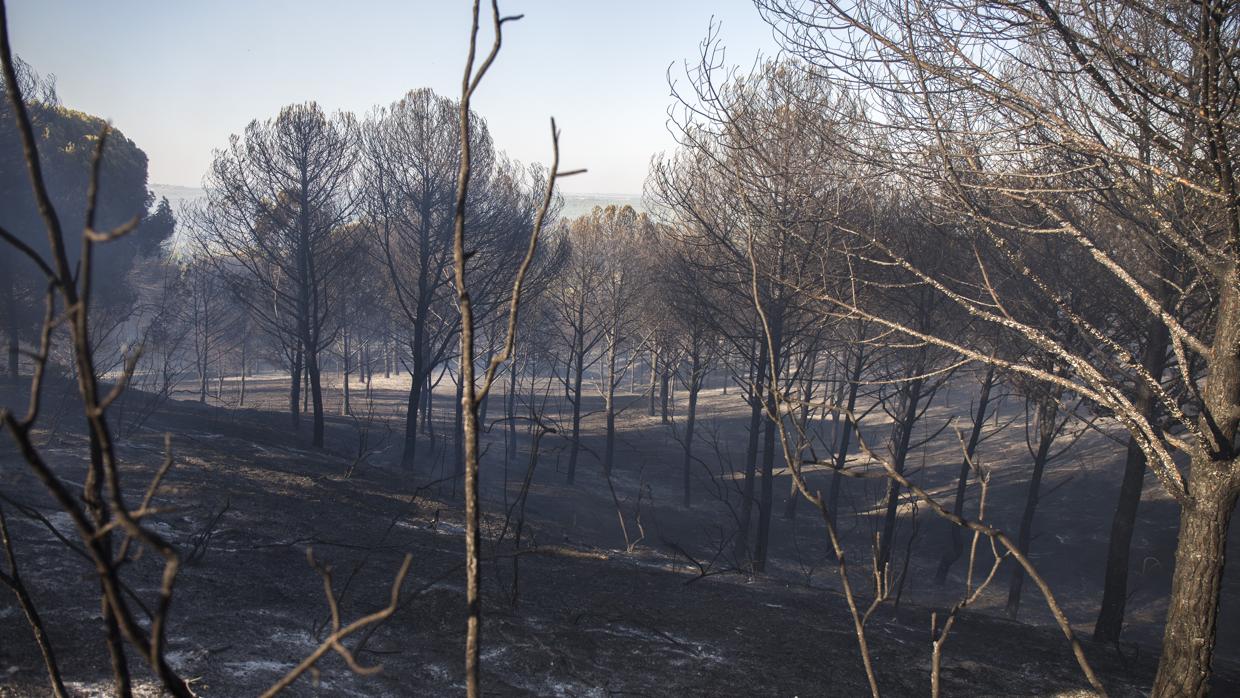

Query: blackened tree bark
[827,338,866,531]
[1151,272,1240,697]
[753,310,784,572]
[647,349,658,416]
[565,299,588,483]
[340,325,352,416]
[547,210,607,484]
[677,324,714,507]
[506,355,519,466]
[1005,386,1067,616]
[1093,309,1171,641]
[681,351,702,507]
[659,369,671,423]
[602,339,618,475]
[935,364,996,583]
[238,337,248,407]
[454,360,466,487]
[733,337,767,565]
[289,346,303,431]
[192,102,360,448]
[875,356,927,570]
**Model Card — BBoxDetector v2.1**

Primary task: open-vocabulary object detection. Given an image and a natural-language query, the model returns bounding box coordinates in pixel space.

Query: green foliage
[1,58,175,344]
[0,101,151,250]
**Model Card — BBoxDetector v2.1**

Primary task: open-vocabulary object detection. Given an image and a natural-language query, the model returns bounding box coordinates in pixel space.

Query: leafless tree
[0,4,416,694]
[361,87,484,468]
[579,205,652,476]
[933,364,1001,583]
[655,233,721,507]
[758,0,1239,692]
[544,218,607,483]
[190,101,361,447]
[447,1,583,694]
[655,50,873,572]
[178,257,240,404]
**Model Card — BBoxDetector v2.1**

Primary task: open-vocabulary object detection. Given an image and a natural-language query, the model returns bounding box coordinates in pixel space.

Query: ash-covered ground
[2,372,1237,696]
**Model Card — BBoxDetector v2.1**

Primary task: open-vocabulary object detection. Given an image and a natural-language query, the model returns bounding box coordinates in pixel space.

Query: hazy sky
[7,1,780,196]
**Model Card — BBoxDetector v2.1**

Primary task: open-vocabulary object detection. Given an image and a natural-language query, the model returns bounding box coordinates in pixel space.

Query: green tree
[1,57,172,386]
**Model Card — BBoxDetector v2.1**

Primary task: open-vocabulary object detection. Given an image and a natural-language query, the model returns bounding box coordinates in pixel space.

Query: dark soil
[1,371,1237,696]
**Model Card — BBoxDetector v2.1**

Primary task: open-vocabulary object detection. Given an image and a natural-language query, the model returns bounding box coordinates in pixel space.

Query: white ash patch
[222,659,294,678]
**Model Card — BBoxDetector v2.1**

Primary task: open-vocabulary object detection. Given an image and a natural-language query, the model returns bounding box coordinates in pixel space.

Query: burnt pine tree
[760,0,1240,692]
[193,102,360,447]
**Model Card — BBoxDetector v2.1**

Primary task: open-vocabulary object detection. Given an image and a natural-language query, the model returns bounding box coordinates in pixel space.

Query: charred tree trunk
[1150,264,1240,697]
[876,367,926,570]
[566,309,586,484]
[238,339,248,408]
[400,215,433,464]
[341,328,352,416]
[603,337,618,477]
[935,365,996,583]
[648,349,657,416]
[1151,470,1238,697]
[289,348,303,432]
[734,338,767,565]
[754,402,777,572]
[402,309,429,467]
[424,371,437,447]
[305,338,325,448]
[455,361,466,490]
[303,363,309,412]
[197,303,210,404]
[216,350,225,400]
[402,361,423,466]
[1006,393,1060,617]
[1093,316,1170,641]
[682,347,702,508]
[827,344,865,530]
[784,352,818,520]
[478,351,494,428]
[753,318,783,573]
[506,356,519,466]
[659,369,671,423]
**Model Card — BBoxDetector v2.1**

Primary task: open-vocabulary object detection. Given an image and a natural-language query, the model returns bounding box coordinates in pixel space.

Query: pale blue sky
[7,1,779,195]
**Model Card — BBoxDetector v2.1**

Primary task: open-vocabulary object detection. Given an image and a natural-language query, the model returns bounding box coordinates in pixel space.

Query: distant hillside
[560,193,644,220]
[150,183,206,209]
[150,184,643,221]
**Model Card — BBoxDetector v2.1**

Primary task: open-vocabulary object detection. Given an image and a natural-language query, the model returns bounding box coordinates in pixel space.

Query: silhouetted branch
[259,550,413,697]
